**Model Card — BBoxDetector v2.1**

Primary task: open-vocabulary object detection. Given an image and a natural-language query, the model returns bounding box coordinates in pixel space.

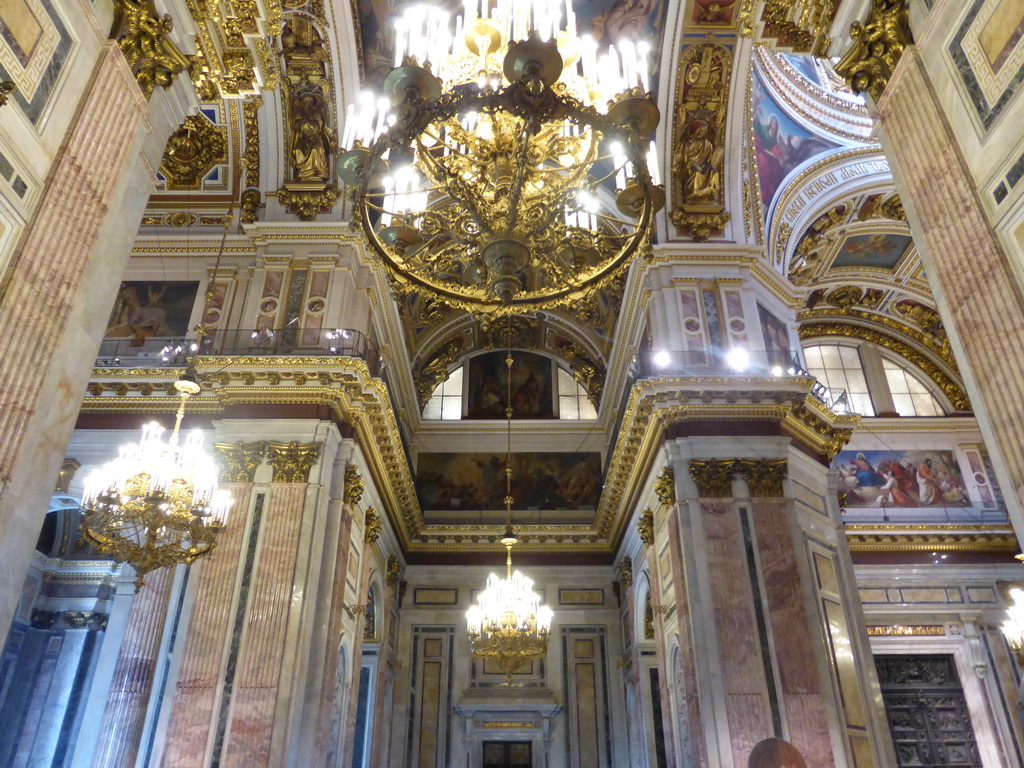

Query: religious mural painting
[689,0,737,26]
[757,304,791,366]
[782,53,821,85]
[0,0,72,124]
[415,452,602,512]
[834,449,969,508]
[830,233,912,271]
[752,67,839,214]
[466,350,554,419]
[104,281,200,345]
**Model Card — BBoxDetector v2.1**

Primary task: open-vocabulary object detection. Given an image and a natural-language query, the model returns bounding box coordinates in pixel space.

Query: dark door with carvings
[483,741,531,767]
[875,655,982,767]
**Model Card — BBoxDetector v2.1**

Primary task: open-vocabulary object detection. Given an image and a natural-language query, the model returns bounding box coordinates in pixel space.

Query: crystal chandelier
[338,0,663,315]
[1001,585,1024,664]
[81,372,232,590]
[465,346,554,683]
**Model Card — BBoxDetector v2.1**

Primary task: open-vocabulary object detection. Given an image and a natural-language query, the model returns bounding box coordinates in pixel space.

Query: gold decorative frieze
[186,0,282,99]
[737,458,787,497]
[364,508,382,543]
[670,44,731,242]
[618,556,633,588]
[654,467,676,507]
[637,509,654,547]
[0,81,15,107]
[344,464,364,506]
[111,0,190,98]
[386,555,402,586]
[689,459,737,498]
[267,441,320,482]
[215,440,266,483]
[160,113,228,189]
[835,0,913,102]
[846,524,1017,553]
[866,625,945,636]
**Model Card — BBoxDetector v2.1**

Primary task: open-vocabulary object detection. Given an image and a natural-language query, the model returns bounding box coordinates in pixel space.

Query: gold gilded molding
[846,524,1017,552]
[386,555,401,586]
[186,0,281,99]
[344,464,365,506]
[111,0,190,98]
[671,44,732,242]
[835,0,913,102]
[798,320,969,410]
[689,459,737,498]
[214,440,266,482]
[637,509,654,547]
[760,0,838,56]
[364,508,382,543]
[415,337,464,406]
[277,184,339,221]
[866,625,945,636]
[267,441,320,482]
[737,458,787,497]
[241,97,263,223]
[0,81,15,107]
[160,113,228,188]
[654,467,676,507]
[618,556,633,588]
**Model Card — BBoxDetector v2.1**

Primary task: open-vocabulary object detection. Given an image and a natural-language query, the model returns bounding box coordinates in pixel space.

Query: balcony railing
[95,328,381,376]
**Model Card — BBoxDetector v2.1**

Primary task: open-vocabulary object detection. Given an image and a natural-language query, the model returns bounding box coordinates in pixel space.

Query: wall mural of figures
[105,281,199,346]
[752,67,839,214]
[466,350,554,419]
[416,452,603,512]
[833,449,970,508]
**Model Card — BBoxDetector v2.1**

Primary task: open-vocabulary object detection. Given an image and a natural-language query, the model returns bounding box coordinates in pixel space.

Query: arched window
[557,367,597,419]
[803,344,874,415]
[422,365,463,420]
[882,358,943,417]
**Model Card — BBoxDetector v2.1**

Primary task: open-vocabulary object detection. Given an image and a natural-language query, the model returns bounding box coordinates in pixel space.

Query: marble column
[873,46,1024,532]
[0,42,189,635]
[367,573,398,768]
[90,568,175,768]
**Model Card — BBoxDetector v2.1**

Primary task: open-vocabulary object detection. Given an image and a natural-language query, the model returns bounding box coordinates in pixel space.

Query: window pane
[447,365,463,391]
[839,346,860,366]
[844,371,868,392]
[578,397,598,419]
[423,397,442,419]
[557,368,577,395]
[885,368,909,393]
[804,346,823,368]
[440,396,462,420]
[891,393,916,417]
[850,393,875,416]
[906,372,931,395]
[912,393,941,416]
[559,395,579,419]
[819,345,842,369]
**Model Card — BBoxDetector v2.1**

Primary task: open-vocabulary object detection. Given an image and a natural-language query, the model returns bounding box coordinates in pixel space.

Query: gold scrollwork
[760,0,838,56]
[618,556,633,588]
[276,184,339,221]
[637,509,654,547]
[386,555,402,586]
[344,464,365,505]
[0,81,15,107]
[415,338,464,406]
[670,44,732,242]
[267,441,320,482]
[215,441,267,483]
[654,466,676,507]
[736,458,788,497]
[364,507,382,543]
[111,0,190,98]
[241,97,263,223]
[160,113,228,188]
[688,459,737,498]
[835,0,913,102]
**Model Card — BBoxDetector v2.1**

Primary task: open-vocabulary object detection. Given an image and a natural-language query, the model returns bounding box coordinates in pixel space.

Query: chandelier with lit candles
[1001,582,1024,664]
[80,372,232,590]
[338,0,663,315]
[465,346,554,682]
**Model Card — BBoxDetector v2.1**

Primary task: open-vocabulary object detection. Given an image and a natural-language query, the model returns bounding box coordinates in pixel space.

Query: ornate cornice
[846,524,1016,552]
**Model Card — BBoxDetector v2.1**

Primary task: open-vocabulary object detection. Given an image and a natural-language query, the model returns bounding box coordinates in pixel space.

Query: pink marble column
[0,44,151,632]
[90,568,175,768]
[339,545,374,768]
[751,498,833,767]
[874,47,1024,526]
[367,577,397,768]
[223,483,308,767]
[161,484,253,767]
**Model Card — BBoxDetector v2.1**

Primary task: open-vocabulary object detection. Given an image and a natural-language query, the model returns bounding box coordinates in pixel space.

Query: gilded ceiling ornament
[111,0,190,98]
[276,184,339,221]
[671,44,732,242]
[415,338,463,406]
[861,192,906,221]
[0,81,15,107]
[241,97,263,223]
[788,205,847,285]
[637,509,654,547]
[214,441,267,483]
[618,556,633,588]
[267,441,321,482]
[483,316,540,350]
[688,459,738,498]
[159,113,228,188]
[654,467,676,507]
[736,458,788,497]
[364,508,382,543]
[823,286,885,311]
[759,0,838,56]
[894,299,943,336]
[386,555,402,586]
[344,464,365,505]
[835,0,913,102]
[798,320,969,410]
[186,0,280,98]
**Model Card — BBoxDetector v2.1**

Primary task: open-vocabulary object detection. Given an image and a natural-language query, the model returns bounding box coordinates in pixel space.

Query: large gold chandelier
[81,373,232,590]
[338,0,662,314]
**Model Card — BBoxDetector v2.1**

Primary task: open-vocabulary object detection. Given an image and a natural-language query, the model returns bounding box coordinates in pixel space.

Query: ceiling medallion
[338,1,663,315]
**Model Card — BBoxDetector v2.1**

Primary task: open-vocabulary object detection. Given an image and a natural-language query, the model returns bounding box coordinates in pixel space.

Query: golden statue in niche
[682,121,723,202]
[289,86,332,181]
